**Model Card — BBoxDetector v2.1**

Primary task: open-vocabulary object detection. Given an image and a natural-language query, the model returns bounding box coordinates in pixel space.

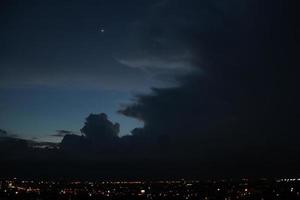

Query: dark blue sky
[0,0,184,142]
[0,87,144,142]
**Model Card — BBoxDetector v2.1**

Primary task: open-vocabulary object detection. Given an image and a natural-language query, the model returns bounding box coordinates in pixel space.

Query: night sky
[0,0,163,141]
[0,0,298,179]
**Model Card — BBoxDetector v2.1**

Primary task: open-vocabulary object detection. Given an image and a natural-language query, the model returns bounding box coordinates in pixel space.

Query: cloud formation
[81,113,120,140]
[0,128,19,138]
[60,113,120,151]
[119,0,298,163]
[51,130,75,137]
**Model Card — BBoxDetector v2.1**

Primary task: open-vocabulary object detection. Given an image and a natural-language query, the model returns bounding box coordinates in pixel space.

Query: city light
[0,178,299,199]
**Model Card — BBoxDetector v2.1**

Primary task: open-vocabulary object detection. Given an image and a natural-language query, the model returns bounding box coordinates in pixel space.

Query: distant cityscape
[0,177,299,200]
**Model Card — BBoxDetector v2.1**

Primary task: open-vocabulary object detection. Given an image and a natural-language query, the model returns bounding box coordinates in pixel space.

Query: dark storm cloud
[81,113,120,140]
[60,113,120,151]
[120,0,299,163]
[117,0,249,80]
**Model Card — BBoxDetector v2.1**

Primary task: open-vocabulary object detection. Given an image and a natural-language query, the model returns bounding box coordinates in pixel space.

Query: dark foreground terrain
[0,177,300,200]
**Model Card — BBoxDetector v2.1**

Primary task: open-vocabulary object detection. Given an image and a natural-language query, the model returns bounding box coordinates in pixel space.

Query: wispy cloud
[51,130,76,137]
[0,128,18,138]
[0,129,8,136]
